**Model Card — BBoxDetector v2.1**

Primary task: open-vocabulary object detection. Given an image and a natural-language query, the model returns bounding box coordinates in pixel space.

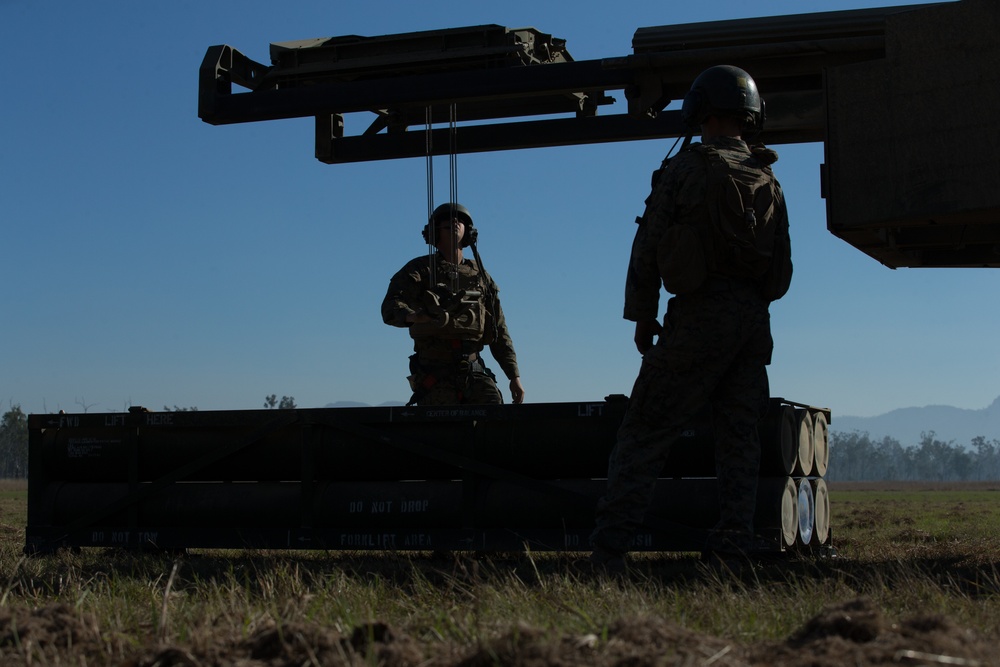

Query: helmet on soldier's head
[422,202,478,247]
[680,65,765,136]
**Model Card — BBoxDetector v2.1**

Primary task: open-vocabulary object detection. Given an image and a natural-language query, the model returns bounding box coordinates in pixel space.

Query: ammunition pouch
[406,352,488,406]
[410,285,485,339]
[657,223,707,295]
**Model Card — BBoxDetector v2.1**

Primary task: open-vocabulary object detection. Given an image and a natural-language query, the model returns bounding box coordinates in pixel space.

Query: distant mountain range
[831,395,1000,446]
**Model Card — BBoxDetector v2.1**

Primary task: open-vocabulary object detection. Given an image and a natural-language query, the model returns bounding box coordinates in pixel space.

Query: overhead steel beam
[198,2,1000,269]
[197,6,926,161]
[314,96,825,164]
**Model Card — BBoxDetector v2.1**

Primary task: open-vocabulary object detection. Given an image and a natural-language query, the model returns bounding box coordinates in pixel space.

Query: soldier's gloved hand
[421,290,449,324]
[509,377,525,404]
[634,319,663,355]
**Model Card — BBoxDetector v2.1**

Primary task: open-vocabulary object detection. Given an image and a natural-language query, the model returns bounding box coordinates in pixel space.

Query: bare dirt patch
[1,598,993,667]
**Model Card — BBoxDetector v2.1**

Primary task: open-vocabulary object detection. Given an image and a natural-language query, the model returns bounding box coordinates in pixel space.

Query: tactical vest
[657,143,792,301]
[409,260,489,341]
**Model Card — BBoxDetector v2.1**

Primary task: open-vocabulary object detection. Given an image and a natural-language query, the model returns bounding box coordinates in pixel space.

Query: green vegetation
[0,407,27,479]
[264,394,297,410]
[1,480,999,666]
[829,431,1000,481]
[831,483,1000,563]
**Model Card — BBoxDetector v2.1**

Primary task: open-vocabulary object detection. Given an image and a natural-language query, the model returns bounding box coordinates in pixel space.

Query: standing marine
[589,65,793,573]
[382,203,525,406]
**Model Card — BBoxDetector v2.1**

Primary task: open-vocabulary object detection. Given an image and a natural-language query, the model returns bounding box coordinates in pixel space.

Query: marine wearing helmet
[681,64,765,137]
[382,202,525,406]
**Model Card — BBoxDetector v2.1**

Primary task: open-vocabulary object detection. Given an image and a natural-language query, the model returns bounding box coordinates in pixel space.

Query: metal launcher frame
[198,1,1000,268]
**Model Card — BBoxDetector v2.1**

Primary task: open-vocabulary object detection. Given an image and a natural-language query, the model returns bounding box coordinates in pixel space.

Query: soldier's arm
[773,180,791,244]
[485,279,520,381]
[766,178,793,301]
[624,153,704,323]
[381,260,426,327]
[623,160,684,322]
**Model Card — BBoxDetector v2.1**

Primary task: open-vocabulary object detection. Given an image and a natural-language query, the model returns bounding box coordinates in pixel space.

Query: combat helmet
[680,65,765,136]
[423,202,478,247]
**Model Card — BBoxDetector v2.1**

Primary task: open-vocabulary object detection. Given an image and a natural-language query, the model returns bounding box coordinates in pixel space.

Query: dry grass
[1,479,999,666]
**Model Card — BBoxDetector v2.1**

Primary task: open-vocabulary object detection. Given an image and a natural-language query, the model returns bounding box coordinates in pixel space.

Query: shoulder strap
[469,243,500,340]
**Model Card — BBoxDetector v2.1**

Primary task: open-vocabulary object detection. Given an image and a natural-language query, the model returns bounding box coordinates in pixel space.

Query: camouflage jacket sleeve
[773,177,791,250]
[623,149,709,321]
[484,272,520,380]
[381,257,427,328]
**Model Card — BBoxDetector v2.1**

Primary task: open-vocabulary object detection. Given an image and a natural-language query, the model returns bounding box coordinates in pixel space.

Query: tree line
[0,405,27,479]
[828,431,1000,481]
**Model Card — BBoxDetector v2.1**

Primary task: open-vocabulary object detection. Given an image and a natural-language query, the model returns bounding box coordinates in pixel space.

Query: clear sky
[3,0,996,419]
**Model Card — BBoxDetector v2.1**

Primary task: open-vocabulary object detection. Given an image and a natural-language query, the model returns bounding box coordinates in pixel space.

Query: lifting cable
[425,103,462,292]
[447,102,459,292]
[425,106,437,286]
[423,103,501,347]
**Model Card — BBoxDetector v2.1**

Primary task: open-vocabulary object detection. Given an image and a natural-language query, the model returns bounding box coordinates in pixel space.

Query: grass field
[1,479,998,666]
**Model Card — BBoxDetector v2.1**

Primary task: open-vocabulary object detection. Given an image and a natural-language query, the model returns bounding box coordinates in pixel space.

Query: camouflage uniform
[382,254,520,406]
[591,135,789,557]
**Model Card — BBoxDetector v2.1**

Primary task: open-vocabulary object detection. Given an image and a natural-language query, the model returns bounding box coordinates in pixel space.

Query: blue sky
[3,0,996,419]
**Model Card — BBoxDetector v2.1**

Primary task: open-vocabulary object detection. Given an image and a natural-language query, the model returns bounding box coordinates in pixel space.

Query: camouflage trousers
[408,356,503,406]
[591,282,772,555]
